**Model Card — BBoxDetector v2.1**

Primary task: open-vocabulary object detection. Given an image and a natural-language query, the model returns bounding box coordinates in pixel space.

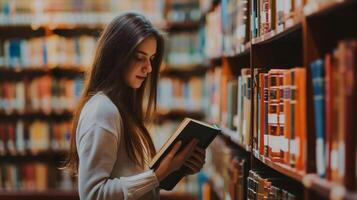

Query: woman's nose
[143,59,152,73]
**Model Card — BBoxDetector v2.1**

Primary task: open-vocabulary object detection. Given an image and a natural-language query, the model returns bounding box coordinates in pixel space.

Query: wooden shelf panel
[155,109,204,123]
[305,0,357,18]
[165,21,201,32]
[0,67,85,79]
[160,65,208,78]
[253,150,305,183]
[0,190,79,200]
[252,21,302,46]
[0,112,73,120]
[220,126,251,153]
[0,24,103,38]
[0,151,67,161]
[303,174,357,200]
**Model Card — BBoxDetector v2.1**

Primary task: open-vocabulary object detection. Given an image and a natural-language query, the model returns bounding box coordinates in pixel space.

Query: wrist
[154,168,167,182]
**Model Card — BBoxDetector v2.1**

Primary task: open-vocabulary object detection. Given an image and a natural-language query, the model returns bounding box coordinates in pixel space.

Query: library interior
[0,0,356,199]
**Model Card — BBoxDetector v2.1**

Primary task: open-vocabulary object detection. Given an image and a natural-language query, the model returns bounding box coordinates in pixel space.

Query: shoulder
[77,92,123,138]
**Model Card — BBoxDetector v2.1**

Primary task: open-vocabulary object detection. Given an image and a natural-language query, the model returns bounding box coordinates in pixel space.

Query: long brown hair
[64,13,165,174]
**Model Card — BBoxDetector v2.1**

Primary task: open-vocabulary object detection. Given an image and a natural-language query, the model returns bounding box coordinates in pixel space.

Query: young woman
[64,13,206,200]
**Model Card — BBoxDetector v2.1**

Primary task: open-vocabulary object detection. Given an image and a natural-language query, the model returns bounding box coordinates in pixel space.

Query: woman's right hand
[154,139,198,182]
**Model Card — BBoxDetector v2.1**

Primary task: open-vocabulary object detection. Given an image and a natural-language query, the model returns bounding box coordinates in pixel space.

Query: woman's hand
[154,139,198,182]
[183,147,206,175]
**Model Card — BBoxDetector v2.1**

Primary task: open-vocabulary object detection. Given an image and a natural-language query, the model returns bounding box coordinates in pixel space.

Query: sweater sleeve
[77,124,159,200]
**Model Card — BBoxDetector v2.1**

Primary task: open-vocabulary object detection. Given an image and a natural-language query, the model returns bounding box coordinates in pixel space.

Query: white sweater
[76,92,160,200]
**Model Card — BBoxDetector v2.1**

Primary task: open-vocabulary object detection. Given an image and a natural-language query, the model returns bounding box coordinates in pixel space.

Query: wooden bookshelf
[0,112,73,120]
[155,109,204,123]
[0,67,85,79]
[220,126,251,153]
[160,64,208,79]
[252,21,302,46]
[253,150,305,183]
[202,0,357,199]
[0,151,67,162]
[165,21,201,32]
[0,190,79,200]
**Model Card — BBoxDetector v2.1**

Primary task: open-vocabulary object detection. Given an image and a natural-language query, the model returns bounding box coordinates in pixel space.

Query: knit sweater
[76,92,159,200]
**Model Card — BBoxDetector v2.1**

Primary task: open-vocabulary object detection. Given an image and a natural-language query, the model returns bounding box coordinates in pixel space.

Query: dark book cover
[149,118,221,190]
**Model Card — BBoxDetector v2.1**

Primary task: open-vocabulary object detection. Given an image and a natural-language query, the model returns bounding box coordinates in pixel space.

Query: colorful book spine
[310,59,326,177]
[282,71,291,164]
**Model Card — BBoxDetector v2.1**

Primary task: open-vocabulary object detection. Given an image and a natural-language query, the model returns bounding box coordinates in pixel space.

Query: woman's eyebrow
[137,51,148,56]
[138,50,156,57]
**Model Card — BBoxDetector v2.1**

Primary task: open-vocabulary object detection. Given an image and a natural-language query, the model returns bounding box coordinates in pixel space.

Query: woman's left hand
[183,147,206,175]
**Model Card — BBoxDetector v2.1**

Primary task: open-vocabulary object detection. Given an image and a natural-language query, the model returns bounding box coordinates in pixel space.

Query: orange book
[293,68,306,172]
[267,69,284,162]
[283,71,291,164]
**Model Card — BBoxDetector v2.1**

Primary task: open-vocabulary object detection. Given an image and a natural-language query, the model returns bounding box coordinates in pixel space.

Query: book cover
[149,118,221,190]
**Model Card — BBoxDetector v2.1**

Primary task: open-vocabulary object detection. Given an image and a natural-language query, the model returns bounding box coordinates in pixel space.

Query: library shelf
[165,20,201,32]
[253,150,305,183]
[0,24,103,38]
[0,112,73,120]
[155,109,204,122]
[0,151,67,162]
[160,64,208,78]
[0,190,79,200]
[220,126,251,153]
[251,21,302,46]
[0,67,85,78]
[303,174,357,200]
[304,0,357,19]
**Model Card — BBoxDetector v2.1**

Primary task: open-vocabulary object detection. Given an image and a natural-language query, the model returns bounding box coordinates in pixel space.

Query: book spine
[264,74,269,156]
[294,68,306,172]
[259,73,266,155]
[310,59,326,177]
[289,69,297,168]
[283,71,291,164]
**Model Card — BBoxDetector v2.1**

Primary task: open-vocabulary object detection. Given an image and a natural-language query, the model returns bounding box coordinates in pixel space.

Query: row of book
[0,35,96,68]
[166,0,201,23]
[206,67,252,148]
[253,68,307,172]
[0,162,75,191]
[0,120,72,156]
[0,76,82,115]
[0,0,163,26]
[204,136,247,200]
[310,40,357,184]
[204,5,222,59]
[165,31,204,67]
[157,77,209,112]
[247,170,299,200]
[221,0,250,55]
[251,0,304,39]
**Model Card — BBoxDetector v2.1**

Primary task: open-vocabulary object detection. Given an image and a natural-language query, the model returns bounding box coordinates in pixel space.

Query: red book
[324,53,333,180]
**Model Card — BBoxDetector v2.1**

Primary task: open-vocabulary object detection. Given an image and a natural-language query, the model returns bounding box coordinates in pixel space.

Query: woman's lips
[136,75,146,80]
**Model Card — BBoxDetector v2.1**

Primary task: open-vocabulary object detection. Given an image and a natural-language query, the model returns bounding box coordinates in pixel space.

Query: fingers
[194,147,205,157]
[168,141,182,158]
[184,158,203,174]
[178,139,198,160]
[189,150,205,164]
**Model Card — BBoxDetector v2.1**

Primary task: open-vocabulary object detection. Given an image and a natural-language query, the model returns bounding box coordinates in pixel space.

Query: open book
[149,118,221,190]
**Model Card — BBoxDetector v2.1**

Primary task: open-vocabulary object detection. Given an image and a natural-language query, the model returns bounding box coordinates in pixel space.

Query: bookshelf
[201,0,357,199]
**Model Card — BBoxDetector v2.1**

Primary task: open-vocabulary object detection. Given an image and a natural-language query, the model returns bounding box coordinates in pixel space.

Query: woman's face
[125,36,157,89]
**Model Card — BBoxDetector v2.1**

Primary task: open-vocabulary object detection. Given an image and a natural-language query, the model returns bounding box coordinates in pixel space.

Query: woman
[64,13,206,200]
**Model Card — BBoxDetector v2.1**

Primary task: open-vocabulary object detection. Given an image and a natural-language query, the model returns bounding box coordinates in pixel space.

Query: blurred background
[0,0,356,200]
